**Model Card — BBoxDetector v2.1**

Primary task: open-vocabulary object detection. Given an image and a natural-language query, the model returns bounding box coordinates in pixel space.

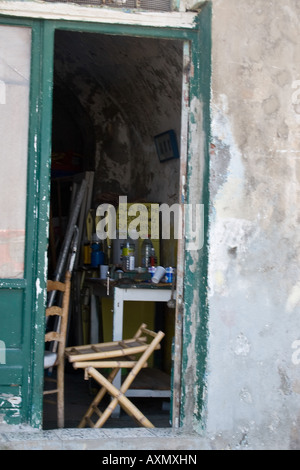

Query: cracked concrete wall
[206,0,300,449]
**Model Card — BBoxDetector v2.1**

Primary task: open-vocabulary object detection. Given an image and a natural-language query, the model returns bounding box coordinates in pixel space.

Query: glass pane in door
[0,26,31,278]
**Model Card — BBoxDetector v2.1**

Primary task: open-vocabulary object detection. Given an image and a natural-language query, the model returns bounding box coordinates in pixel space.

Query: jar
[122,242,135,271]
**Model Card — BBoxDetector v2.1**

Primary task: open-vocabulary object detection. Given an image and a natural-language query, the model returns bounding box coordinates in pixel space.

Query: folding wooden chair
[65,324,165,429]
[43,271,72,429]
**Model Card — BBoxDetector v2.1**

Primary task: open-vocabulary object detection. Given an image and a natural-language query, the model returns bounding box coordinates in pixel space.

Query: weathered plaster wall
[206,0,300,449]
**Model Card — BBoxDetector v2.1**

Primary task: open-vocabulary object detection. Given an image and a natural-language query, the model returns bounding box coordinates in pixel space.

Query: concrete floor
[0,368,206,450]
[0,425,205,450]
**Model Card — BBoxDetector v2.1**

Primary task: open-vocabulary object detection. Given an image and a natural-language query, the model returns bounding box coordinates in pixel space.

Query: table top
[86,277,173,289]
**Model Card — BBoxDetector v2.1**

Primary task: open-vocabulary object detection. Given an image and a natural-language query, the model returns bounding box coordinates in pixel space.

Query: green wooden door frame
[0,3,211,430]
[181,8,211,431]
[0,17,54,427]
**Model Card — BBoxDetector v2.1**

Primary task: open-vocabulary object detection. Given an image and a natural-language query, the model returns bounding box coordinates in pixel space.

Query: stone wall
[204,0,300,449]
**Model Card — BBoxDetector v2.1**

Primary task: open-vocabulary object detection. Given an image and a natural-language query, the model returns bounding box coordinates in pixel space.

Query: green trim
[0,6,211,429]
[49,13,211,429]
[0,16,44,426]
[28,20,55,429]
[180,2,211,431]
[23,19,47,428]
[0,16,53,428]
[51,18,198,40]
[0,280,26,289]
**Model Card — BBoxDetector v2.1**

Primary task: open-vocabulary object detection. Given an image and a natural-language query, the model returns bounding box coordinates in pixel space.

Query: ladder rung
[44,399,57,405]
[43,389,59,395]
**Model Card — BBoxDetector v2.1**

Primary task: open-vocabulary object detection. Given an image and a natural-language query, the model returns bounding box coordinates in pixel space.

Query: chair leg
[87,367,154,429]
[78,367,120,428]
[57,361,64,429]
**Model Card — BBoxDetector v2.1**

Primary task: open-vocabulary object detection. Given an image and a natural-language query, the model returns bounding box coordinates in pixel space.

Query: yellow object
[101,297,155,367]
[86,210,94,242]
[95,202,160,266]
[83,244,91,265]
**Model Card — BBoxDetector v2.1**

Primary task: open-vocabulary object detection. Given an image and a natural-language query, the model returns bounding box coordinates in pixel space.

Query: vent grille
[43,0,172,12]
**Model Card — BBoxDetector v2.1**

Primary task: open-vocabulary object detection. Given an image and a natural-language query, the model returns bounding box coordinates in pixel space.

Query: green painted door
[0,9,210,430]
[0,19,53,428]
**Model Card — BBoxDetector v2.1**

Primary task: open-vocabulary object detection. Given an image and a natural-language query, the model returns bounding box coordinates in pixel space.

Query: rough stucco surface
[206,0,300,449]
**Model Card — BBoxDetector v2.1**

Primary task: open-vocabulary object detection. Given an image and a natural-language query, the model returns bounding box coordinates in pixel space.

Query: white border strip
[0,1,197,28]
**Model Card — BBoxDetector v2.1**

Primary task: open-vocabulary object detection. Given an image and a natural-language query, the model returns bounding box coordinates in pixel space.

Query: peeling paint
[234,333,251,357]
[8,396,21,407]
[0,340,6,365]
[0,393,22,408]
[239,388,253,405]
[285,282,300,313]
[211,93,245,219]
[36,278,42,297]
[180,1,211,431]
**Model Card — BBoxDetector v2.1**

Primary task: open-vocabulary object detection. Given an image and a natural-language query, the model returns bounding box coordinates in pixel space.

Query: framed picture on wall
[154,130,179,163]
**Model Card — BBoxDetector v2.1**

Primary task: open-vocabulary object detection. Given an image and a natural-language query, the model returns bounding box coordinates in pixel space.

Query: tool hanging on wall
[47,177,88,308]
[46,170,95,359]
[68,226,80,274]
[84,209,94,265]
[86,210,94,242]
[46,171,95,348]
[73,172,94,270]
[72,172,95,345]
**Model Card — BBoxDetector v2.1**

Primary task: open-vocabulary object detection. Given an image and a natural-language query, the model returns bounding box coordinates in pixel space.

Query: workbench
[85,278,175,404]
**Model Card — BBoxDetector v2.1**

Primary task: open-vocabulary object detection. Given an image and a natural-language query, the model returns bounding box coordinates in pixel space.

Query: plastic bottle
[122,240,135,271]
[91,234,104,267]
[141,236,154,269]
[150,246,157,267]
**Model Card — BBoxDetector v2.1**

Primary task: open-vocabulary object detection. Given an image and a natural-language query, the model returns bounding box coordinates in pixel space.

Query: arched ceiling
[54,30,183,139]
[53,30,183,203]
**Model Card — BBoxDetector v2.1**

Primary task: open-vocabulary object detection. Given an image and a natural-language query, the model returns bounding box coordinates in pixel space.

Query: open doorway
[43,29,186,430]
